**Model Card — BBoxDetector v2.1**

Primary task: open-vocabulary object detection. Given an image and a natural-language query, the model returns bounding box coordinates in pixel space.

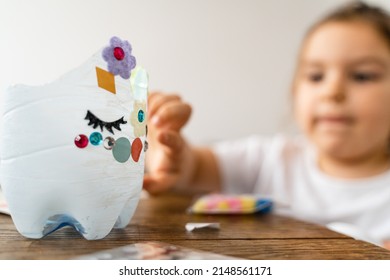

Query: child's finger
[148,92,181,119]
[157,130,185,155]
[143,173,179,195]
[151,100,192,130]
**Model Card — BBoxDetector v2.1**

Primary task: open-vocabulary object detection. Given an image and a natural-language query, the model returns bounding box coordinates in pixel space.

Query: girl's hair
[307,1,390,50]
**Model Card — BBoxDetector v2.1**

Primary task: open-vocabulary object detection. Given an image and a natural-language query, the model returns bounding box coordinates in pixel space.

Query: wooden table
[1,193,390,259]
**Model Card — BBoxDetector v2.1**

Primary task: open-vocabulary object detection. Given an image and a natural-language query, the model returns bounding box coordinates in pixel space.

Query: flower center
[113,47,125,61]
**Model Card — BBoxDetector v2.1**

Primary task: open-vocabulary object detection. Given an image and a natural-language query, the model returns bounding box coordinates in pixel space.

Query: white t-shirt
[213,134,390,247]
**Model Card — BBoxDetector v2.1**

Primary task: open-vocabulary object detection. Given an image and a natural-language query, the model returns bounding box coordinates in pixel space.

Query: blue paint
[42,214,85,236]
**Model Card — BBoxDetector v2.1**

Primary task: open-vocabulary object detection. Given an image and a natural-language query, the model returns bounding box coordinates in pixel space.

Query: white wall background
[1,0,389,144]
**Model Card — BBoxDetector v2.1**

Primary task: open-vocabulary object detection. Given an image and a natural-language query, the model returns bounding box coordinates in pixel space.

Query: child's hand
[143,92,194,195]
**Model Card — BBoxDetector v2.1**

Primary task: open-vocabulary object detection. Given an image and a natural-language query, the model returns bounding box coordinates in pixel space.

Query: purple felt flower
[102,36,136,79]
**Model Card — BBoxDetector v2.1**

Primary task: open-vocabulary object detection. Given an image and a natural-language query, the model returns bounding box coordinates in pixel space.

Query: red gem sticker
[131,138,143,162]
[74,134,89,148]
[113,47,125,61]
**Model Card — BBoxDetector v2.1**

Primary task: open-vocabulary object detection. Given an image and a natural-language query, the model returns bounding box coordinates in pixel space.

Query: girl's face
[294,21,390,160]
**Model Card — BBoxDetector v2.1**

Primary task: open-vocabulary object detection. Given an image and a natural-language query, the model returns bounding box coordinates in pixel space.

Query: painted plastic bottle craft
[0,36,148,240]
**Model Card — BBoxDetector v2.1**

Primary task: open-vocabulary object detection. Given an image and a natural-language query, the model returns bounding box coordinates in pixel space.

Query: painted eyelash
[85,110,127,134]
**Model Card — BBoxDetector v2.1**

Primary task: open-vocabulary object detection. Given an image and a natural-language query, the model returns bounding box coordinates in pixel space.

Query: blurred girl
[144,2,390,248]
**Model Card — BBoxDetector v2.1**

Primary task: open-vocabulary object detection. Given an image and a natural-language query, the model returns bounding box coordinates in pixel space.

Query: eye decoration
[85,110,127,134]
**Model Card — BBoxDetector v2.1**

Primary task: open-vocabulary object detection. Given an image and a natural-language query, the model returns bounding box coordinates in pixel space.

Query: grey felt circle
[112,137,131,163]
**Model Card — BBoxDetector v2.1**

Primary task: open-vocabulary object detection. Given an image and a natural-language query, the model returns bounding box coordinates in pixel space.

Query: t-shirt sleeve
[212,135,272,194]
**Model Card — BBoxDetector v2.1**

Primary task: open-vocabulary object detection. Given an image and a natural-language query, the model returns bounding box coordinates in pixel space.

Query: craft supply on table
[185,222,220,232]
[188,194,272,214]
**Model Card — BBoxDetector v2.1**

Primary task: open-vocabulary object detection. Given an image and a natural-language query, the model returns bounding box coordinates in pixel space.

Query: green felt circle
[112,137,131,163]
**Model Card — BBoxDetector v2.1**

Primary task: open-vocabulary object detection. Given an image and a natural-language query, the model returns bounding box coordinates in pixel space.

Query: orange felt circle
[131,138,143,162]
